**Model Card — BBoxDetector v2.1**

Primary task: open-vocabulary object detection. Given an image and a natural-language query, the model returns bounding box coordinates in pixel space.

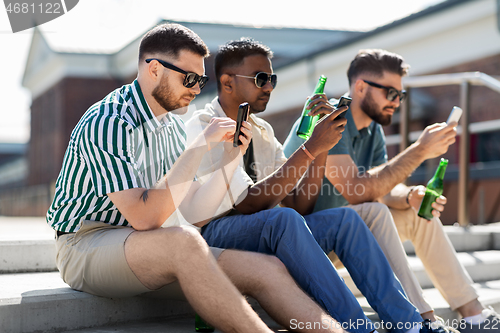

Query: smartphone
[447,106,463,124]
[335,96,352,119]
[233,102,250,147]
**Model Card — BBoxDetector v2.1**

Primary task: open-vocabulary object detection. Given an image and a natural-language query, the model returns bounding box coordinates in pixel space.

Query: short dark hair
[214,37,273,92]
[347,49,410,86]
[138,23,209,63]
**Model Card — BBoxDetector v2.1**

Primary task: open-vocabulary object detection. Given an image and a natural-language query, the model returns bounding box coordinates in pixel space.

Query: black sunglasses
[235,72,277,89]
[145,58,209,89]
[363,80,406,102]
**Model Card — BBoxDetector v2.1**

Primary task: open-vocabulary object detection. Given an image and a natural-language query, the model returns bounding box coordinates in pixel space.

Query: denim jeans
[202,207,422,333]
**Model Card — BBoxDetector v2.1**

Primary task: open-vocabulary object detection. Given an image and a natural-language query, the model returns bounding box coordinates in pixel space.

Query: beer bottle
[195,313,214,332]
[296,75,327,140]
[417,158,449,220]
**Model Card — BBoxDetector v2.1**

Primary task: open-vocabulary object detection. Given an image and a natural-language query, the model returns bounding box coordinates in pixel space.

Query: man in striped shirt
[47,24,344,333]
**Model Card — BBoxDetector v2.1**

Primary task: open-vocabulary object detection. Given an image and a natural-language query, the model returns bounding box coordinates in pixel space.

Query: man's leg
[389,207,479,313]
[304,207,423,333]
[348,202,435,317]
[218,249,344,333]
[125,226,272,333]
[202,207,375,333]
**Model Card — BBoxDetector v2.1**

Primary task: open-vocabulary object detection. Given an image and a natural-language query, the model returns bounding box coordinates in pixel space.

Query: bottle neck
[313,78,327,94]
[434,163,448,180]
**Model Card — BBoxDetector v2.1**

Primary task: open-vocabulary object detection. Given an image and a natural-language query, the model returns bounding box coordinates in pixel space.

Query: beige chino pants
[348,202,478,313]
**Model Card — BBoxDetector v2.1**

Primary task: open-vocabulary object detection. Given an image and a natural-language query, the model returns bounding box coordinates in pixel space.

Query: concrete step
[61,299,282,333]
[339,250,500,297]
[1,217,500,332]
[0,272,194,333]
[0,216,56,273]
[403,224,500,254]
[408,250,500,289]
[0,239,56,273]
[3,271,499,333]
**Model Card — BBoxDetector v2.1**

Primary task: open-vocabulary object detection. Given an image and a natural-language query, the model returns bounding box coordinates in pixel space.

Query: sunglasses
[363,80,406,102]
[145,58,209,89]
[235,72,277,89]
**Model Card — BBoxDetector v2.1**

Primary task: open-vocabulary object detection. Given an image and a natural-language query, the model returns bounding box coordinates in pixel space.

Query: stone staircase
[1,216,499,332]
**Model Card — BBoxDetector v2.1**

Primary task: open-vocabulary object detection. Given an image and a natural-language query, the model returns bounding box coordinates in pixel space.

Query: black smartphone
[233,102,250,147]
[335,96,352,119]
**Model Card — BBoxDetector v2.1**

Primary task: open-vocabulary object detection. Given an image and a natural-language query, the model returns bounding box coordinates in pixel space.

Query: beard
[360,90,393,126]
[248,93,271,114]
[152,75,195,115]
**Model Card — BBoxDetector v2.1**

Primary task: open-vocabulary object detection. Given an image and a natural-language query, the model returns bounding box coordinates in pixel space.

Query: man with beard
[283,49,500,333]
[186,39,457,333]
[47,23,355,333]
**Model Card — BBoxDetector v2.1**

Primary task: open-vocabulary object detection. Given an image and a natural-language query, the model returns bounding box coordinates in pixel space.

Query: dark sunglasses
[363,80,406,102]
[235,72,277,89]
[145,58,209,89]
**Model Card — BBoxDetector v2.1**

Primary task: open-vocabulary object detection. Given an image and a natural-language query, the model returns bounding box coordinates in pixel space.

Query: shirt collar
[345,106,372,140]
[211,97,229,118]
[130,79,163,132]
[345,107,360,139]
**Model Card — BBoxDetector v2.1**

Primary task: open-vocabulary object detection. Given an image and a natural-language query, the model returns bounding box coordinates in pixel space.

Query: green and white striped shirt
[47,79,187,232]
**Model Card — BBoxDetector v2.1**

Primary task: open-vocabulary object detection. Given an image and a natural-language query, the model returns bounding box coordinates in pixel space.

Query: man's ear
[353,79,366,96]
[220,74,233,94]
[145,59,162,82]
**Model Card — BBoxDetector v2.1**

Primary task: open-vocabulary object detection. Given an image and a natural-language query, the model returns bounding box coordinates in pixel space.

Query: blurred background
[1,0,499,225]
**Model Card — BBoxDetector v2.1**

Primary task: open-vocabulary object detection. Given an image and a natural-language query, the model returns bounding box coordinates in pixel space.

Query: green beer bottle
[296,75,327,140]
[417,158,449,220]
[195,313,214,332]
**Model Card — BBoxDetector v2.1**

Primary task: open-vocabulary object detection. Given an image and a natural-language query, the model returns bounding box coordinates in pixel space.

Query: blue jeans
[202,207,422,333]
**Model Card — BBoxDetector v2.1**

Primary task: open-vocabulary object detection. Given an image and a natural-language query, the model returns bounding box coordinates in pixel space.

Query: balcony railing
[397,72,500,227]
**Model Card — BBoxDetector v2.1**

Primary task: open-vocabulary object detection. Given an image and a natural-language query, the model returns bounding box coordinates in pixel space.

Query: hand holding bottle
[304,108,348,157]
[408,185,447,220]
[415,158,449,220]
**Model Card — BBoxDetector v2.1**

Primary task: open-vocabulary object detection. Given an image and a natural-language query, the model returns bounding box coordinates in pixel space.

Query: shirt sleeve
[282,117,307,158]
[80,114,144,197]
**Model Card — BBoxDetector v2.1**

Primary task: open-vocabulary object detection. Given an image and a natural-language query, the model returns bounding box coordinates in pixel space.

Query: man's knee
[353,202,393,229]
[260,254,287,274]
[146,226,209,256]
[341,206,363,221]
[270,207,308,231]
[364,202,391,217]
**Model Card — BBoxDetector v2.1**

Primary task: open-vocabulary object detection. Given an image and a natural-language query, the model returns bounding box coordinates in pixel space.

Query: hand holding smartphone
[335,96,352,119]
[233,102,250,147]
[447,106,462,124]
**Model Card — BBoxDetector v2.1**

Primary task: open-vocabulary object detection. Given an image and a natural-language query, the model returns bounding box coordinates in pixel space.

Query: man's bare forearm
[349,143,425,203]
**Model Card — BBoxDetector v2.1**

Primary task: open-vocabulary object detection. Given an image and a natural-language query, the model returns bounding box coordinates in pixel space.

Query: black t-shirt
[243,140,257,183]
